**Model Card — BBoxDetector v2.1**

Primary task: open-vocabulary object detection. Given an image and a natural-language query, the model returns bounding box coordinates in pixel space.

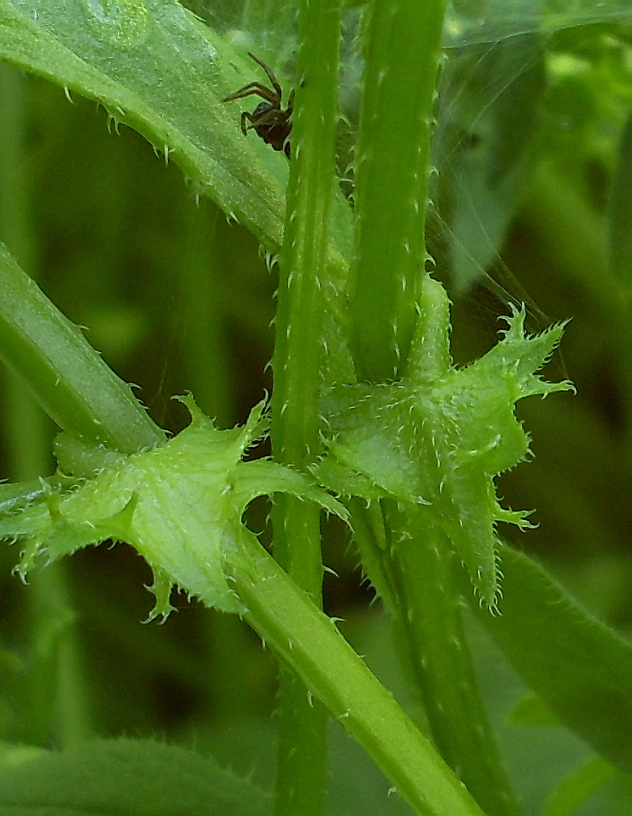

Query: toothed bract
[316,276,573,606]
[0,397,347,620]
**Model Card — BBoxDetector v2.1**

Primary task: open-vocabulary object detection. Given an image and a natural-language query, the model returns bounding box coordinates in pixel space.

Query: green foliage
[541,757,618,816]
[0,0,288,246]
[0,397,346,618]
[317,276,571,606]
[0,738,271,815]
[0,1,631,816]
[471,544,632,776]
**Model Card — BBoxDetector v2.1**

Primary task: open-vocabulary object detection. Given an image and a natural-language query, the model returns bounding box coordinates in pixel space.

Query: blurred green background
[1,10,632,816]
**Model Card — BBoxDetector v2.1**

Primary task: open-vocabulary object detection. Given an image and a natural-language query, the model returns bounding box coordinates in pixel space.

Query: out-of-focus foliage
[1,2,632,815]
[0,738,272,816]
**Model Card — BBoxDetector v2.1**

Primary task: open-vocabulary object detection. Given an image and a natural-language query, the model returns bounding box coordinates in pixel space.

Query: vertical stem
[341,4,522,812]
[270,1,342,813]
[351,499,521,815]
[350,0,445,381]
[273,458,326,806]
[386,505,522,816]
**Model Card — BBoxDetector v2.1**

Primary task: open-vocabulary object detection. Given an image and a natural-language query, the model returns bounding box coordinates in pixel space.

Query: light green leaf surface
[317,276,572,605]
[0,398,346,619]
[0,0,287,247]
[0,0,353,374]
[0,738,271,816]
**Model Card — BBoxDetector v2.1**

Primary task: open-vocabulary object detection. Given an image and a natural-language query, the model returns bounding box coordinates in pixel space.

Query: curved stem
[227,531,487,816]
[0,242,164,454]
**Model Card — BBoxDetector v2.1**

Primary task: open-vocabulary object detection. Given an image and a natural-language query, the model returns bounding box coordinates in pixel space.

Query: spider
[223,52,294,158]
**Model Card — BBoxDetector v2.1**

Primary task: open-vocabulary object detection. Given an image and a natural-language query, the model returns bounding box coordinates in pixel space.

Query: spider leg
[240,111,254,137]
[286,88,295,117]
[240,109,280,135]
[222,83,278,105]
[247,52,283,101]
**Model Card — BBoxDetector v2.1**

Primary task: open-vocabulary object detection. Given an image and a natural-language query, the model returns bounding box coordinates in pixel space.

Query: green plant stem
[227,531,487,816]
[272,507,328,816]
[270,1,341,812]
[351,500,520,815]
[350,0,445,380]
[342,0,515,806]
[0,241,164,454]
[386,505,522,816]
[25,566,91,747]
[343,4,521,809]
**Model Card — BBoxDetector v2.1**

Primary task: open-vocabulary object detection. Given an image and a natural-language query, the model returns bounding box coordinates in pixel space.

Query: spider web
[196,0,632,48]
[444,0,632,48]
[191,0,629,335]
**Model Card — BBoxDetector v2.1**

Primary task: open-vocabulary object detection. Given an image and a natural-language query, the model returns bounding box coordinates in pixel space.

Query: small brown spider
[223,52,294,158]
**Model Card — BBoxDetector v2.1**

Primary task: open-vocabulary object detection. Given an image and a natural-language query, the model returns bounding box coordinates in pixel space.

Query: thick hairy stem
[269,0,342,813]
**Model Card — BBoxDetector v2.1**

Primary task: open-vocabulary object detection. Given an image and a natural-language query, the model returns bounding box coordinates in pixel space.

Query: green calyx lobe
[316,276,573,607]
[0,398,346,620]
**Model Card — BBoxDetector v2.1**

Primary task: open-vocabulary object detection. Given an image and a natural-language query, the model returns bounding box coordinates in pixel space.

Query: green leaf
[509,692,561,726]
[0,398,346,619]
[0,0,353,377]
[542,756,618,816]
[0,0,287,248]
[468,543,632,775]
[317,275,572,605]
[0,738,271,816]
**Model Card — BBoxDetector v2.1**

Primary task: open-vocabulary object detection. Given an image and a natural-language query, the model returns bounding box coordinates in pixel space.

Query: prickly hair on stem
[316,276,573,607]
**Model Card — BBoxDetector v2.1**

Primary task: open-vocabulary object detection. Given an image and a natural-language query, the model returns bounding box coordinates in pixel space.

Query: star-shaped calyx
[315,275,573,606]
[0,398,346,620]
